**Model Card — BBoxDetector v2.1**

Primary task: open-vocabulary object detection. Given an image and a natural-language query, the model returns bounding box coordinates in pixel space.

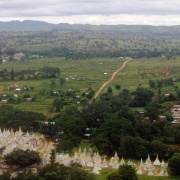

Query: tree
[119,164,138,180]
[149,79,155,88]
[50,80,56,89]
[38,164,95,180]
[91,117,136,155]
[6,48,15,56]
[107,87,113,94]
[23,94,31,99]
[8,56,14,62]
[4,149,41,167]
[173,126,180,143]
[168,153,180,176]
[41,66,60,78]
[118,136,148,158]
[38,164,68,180]
[0,172,11,180]
[115,84,121,90]
[176,89,180,99]
[108,172,121,180]
[108,164,138,180]
[52,98,64,112]
[11,171,42,180]
[56,133,80,152]
[50,149,56,165]
[68,167,95,180]
[10,68,15,80]
[0,105,45,131]
[59,78,66,86]
[158,89,161,94]
[39,123,59,139]
[145,102,161,120]
[149,140,168,158]
[132,87,154,107]
[119,89,130,102]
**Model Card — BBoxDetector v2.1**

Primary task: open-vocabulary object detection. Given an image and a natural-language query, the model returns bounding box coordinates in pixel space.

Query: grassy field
[0,57,125,114]
[95,169,180,180]
[0,56,180,114]
[108,57,180,92]
[0,57,124,92]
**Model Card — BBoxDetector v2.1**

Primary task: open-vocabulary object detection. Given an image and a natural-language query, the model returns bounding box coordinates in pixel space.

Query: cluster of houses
[0,85,33,104]
[13,52,25,60]
[0,51,25,63]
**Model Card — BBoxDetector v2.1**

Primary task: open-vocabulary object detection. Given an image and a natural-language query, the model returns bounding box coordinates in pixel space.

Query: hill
[0,20,180,35]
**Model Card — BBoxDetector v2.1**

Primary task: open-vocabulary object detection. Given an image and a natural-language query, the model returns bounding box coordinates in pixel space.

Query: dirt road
[92,58,131,100]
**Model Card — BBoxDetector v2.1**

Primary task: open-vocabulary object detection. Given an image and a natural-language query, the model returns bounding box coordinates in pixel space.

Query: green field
[0,56,180,114]
[95,168,180,180]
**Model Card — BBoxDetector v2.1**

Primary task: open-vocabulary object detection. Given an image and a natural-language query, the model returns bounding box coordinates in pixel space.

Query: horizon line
[0,19,180,27]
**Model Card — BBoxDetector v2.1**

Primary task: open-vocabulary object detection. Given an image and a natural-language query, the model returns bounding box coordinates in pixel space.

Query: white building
[171,105,180,124]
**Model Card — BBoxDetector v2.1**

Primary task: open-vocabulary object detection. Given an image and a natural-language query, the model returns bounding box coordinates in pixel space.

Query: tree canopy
[108,164,138,180]
[168,153,180,176]
[4,149,41,167]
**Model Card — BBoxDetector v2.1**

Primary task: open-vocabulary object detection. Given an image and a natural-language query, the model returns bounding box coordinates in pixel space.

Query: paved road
[92,58,131,100]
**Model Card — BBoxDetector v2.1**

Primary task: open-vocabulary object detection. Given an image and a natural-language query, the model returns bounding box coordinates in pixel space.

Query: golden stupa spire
[156,153,159,160]
[19,126,22,133]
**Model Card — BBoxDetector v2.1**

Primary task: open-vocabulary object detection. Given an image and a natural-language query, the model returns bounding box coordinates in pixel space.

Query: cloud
[0,0,179,25]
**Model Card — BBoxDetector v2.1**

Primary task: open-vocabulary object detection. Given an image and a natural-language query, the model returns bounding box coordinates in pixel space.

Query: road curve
[92,58,131,100]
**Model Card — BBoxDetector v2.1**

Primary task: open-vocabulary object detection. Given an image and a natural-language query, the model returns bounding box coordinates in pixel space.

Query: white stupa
[120,157,125,165]
[143,154,155,171]
[86,155,94,167]
[101,156,108,168]
[147,169,154,176]
[159,168,165,176]
[114,151,119,161]
[153,154,161,165]
[161,159,165,167]
[137,165,143,175]
[92,164,100,174]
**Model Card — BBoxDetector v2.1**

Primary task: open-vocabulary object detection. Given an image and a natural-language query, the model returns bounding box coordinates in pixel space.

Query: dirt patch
[169,144,180,151]
[161,70,171,76]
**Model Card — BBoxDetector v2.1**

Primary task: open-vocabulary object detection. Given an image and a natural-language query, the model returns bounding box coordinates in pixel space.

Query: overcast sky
[0,0,179,25]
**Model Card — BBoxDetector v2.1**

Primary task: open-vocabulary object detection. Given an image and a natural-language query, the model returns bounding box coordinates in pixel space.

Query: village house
[14,94,18,98]
[15,88,21,91]
[171,105,180,124]
[1,100,7,104]
[26,98,32,102]
[13,52,25,60]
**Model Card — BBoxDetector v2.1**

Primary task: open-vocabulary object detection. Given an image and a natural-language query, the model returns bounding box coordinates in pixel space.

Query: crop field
[0,57,125,114]
[0,56,179,114]
[0,57,125,91]
[107,57,180,93]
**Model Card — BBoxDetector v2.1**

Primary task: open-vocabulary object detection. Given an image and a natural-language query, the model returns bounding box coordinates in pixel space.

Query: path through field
[0,80,24,91]
[92,58,131,100]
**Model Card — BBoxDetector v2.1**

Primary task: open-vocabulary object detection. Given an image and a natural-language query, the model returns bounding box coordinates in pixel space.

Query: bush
[119,164,138,180]
[168,153,180,176]
[108,171,121,180]
[108,165,138,180]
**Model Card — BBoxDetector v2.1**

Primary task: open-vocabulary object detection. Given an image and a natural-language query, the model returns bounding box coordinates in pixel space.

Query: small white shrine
[136,154,169,177]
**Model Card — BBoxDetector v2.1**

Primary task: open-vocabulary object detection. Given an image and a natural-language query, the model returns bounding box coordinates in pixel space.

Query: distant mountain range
[0,20,180,35]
